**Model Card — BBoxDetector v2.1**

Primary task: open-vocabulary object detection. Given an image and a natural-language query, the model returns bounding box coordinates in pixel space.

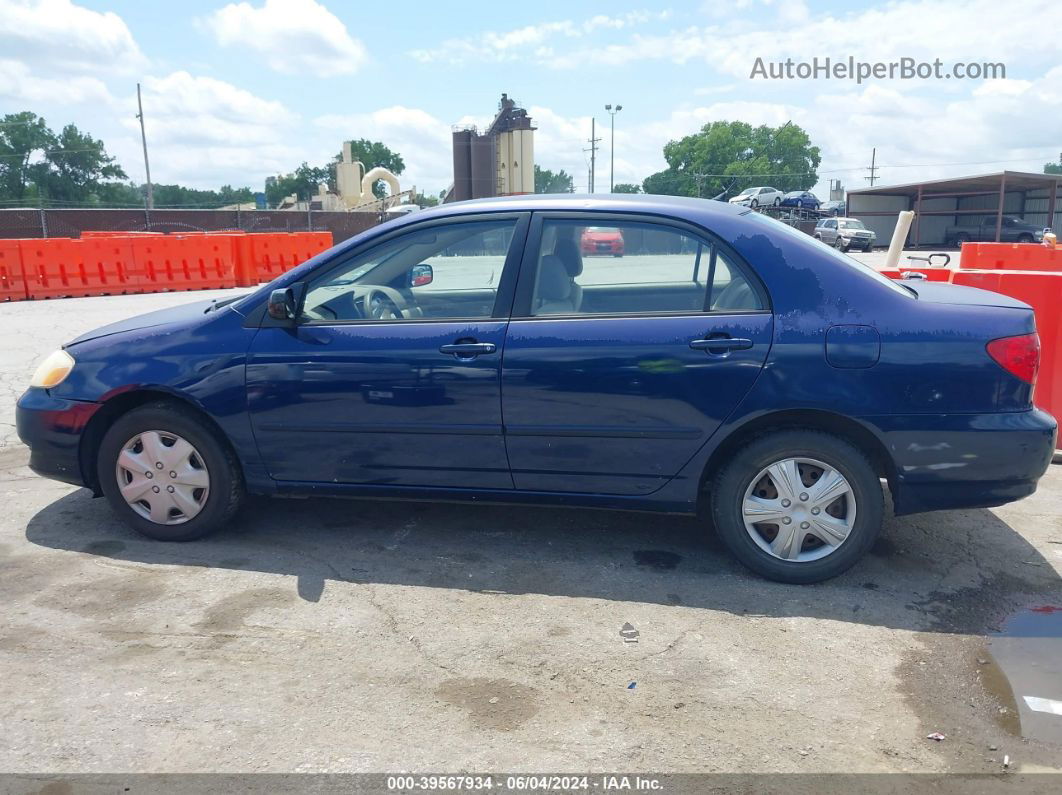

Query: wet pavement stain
[632,550,682,570]
[435,677,539,731]
[986,604,1062,745]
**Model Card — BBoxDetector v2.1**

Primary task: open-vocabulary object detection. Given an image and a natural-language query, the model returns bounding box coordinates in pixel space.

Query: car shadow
[25,488,1062,634]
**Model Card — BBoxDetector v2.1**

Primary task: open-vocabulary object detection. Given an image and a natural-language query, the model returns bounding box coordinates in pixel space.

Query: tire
[97,400,245,541]
[773,197,781,206]
[1017,234,1034,244]
[814,234,822,242]
[709,430,884,583]
[750,199,759,209]
[836,238,848,252]
[953,233,970,247]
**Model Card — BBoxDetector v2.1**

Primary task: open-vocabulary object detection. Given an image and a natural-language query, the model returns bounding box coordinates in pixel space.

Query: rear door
[500,213,773,495]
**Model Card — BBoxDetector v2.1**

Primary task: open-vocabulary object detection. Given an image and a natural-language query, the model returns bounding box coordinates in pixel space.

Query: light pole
[605,104,622,192]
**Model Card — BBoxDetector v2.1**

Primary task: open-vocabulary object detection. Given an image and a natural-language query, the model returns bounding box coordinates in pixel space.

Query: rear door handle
[439,342,497,358]
[689,337,754,352]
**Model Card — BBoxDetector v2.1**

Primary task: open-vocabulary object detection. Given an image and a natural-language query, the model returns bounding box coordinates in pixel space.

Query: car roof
[402,192,751,222]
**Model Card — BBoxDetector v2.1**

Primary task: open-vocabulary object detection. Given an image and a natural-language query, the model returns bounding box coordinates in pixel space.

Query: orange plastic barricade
[293,231,333,264]
[960,243,1062,272]
[19,238,113,298]
[81,236,141,294]
[249,234,296,282]
[80,230,164,238]
[176,234,237,289]
[0,239,28,301]
[954,269,1062,421]
[995,271,1062,422]
[227,234,257,287]
[950,270,1003,293]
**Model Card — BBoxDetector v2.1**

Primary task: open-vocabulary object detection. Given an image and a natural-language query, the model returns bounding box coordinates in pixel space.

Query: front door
[501,214,773,495]
[247,214,528,488]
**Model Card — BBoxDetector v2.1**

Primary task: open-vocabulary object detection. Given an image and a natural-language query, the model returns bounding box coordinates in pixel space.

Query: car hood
[65,298,226,346]
[904,281,1031,310]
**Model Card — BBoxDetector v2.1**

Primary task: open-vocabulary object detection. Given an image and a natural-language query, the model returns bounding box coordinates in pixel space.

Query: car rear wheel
[97,401,245,541]
[954,232,970,246]
[773,197,781,206]
[710,430,883,583]
[1017,234,1034,244]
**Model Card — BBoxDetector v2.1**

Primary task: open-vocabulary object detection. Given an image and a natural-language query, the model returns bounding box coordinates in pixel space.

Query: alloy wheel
[741,457,857,562]
[114,430,211,525]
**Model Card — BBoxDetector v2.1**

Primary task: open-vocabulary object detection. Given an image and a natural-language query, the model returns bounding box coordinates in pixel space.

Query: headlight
[30,349,75,388]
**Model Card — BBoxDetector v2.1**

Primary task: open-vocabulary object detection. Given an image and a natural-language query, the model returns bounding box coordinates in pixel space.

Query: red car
[580,226,624,257]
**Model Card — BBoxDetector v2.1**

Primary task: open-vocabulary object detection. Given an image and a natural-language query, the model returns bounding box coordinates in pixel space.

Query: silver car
[814,217,876,252]
[729,186,783,208]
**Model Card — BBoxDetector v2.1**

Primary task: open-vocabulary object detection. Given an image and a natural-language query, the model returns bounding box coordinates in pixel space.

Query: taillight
[987,333,1040,385]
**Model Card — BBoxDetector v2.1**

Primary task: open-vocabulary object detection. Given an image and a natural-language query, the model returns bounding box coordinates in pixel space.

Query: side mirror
[267,287,297,321]
[410,264,433,287]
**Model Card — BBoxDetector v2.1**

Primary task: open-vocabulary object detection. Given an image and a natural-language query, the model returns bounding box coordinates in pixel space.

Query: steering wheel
[363,286,413,320]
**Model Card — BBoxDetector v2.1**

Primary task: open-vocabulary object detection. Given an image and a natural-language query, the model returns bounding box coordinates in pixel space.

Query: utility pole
[605,104,622,192]
[865,147,879,186]
[136,83,154,210]
[586,118,601,193]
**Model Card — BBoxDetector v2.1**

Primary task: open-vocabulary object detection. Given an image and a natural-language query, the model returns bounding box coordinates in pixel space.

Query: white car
[729,186,783,208]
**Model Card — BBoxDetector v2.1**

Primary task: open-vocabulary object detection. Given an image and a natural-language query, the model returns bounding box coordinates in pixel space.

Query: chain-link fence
[0,208,383,244]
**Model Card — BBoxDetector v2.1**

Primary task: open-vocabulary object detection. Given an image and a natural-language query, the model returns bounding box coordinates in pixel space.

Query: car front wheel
[710,430,884,583]
[97,401,245,541]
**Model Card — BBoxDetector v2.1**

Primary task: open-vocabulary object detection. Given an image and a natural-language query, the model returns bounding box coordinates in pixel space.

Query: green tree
[1046,156,1062,175]
[642,121,821,199]
[333,139,405,198]
[612,183,642,194]
[265,163,330,207]
[0,112,56,201]
[534,165,574,194]
[40,123,127,202]
[149,183,255,207]
[413,191,439,207]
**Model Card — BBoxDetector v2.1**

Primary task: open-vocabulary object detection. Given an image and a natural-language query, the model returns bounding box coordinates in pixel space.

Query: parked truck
[944,216,1045,246]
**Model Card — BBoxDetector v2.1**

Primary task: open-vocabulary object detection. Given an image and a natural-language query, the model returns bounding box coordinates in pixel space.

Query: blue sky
[2,0,1060,199]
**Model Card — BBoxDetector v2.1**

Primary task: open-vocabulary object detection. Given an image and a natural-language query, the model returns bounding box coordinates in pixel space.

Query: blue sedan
[780,190,821,210]
[16,195,1056,583]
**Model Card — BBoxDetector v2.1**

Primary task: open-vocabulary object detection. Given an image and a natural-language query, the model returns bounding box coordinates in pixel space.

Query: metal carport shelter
[847,170,1061,248]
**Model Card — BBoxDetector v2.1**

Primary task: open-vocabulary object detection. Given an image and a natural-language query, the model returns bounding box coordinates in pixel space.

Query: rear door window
[523,218,765,317]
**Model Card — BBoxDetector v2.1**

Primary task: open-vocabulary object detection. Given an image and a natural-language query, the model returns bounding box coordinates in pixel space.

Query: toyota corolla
[17,194,1056,583]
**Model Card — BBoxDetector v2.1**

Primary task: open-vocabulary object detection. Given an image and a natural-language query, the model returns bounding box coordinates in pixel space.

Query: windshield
[744,212,913,297]
[736,188,755,196]
[838,220,866,230]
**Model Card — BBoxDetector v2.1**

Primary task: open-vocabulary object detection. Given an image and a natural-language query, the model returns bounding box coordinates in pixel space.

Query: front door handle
[439,341,497,358]
[690,337,754,353]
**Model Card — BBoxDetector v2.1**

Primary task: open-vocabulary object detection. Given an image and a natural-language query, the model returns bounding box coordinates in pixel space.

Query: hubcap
[115,430,210,525]
[741,457,856,563]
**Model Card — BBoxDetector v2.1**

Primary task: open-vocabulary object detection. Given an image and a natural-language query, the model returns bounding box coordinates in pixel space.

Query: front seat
[535,255,577,315]
[553,235,584,311]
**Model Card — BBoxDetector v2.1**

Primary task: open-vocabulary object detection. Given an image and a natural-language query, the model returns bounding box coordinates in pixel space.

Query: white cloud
[203,0,368,75]
[117,72,302,188]
[0,59,115,106]
[409,10,670,64]
[0,0,145,74]
[532,0,1061,73]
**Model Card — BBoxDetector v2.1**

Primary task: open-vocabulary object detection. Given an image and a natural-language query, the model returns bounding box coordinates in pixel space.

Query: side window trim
[287,211,530,327]
[511,210,770,319]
